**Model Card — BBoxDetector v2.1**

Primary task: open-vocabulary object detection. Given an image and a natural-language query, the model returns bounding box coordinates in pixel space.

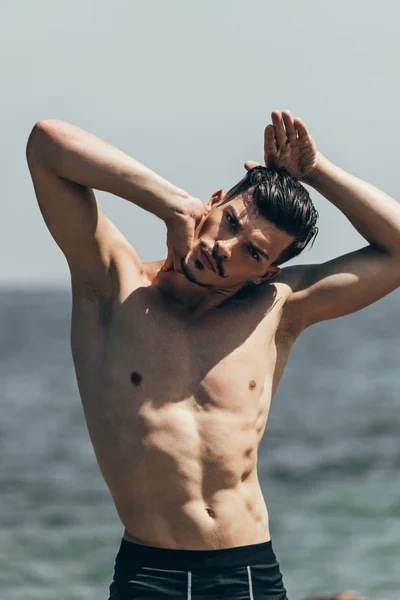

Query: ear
[204,189,226,214]
[251,265,281,285]
[244,160,261,171]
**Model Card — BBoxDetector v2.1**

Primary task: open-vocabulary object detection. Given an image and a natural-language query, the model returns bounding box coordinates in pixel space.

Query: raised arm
[26,120,203,283]
[287,150,400,328]
[246,110,400,329]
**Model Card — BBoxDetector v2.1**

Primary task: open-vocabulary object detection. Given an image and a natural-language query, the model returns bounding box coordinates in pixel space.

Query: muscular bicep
[27,145,141,291]
[283,245,400,328]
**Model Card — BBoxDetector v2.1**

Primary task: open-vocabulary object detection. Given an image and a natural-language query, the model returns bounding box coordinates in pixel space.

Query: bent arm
[283,156,400,328]
[305,154,400,257]
[27,120,191,222]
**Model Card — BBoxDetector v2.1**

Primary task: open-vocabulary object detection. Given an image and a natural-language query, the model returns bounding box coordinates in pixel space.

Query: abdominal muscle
[119,471,271,550]
[88,396,272,551]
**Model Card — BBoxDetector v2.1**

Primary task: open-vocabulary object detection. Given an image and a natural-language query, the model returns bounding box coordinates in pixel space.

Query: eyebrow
[230,207,271,261]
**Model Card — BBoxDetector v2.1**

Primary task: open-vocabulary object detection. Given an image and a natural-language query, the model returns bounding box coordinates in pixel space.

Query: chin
[180,256,211,288]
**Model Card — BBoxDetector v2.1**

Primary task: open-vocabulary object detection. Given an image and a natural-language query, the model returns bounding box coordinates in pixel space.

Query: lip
[201,247,216,272]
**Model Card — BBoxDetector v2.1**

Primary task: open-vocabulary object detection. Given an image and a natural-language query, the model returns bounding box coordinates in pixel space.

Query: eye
[227,213,260,261]
[248,246,260,261]
[226,212,238,232]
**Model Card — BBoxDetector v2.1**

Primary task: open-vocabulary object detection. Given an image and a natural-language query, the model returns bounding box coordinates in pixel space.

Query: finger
[264,124,277,165]
[174,255,183,273]
[161,247,174,271]
[171,245,186,274]
[282,110,297,142]
[271,110,286,149]
[244,160,261,171]
[293,117,310,142]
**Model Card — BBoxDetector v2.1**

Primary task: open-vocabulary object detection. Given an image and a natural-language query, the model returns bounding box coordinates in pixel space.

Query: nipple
[130,371,143,386]
[249,380,256,390]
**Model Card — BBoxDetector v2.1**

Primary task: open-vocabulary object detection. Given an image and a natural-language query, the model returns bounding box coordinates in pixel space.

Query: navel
[130,371,143,386]
[205,507,216,518]
[249,380,256,390]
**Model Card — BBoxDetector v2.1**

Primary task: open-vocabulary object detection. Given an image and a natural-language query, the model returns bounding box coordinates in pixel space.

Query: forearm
[27,120,190,222]
[306,153,400,256]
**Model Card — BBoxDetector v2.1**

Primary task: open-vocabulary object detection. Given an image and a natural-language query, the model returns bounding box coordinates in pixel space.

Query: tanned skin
[26,111,400,549]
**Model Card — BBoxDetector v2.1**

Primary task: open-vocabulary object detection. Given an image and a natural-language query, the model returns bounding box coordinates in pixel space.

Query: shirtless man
[26,111,400,599]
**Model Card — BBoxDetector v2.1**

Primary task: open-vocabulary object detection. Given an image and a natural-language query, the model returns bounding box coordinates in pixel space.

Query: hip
[108,537,289,599]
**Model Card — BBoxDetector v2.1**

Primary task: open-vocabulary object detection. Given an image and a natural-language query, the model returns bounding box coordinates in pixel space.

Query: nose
[215,238,236,261]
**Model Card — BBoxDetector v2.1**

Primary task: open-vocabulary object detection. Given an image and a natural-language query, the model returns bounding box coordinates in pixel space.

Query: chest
[72,284,286,412]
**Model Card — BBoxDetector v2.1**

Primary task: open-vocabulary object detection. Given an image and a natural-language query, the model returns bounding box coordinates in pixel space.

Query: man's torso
[70,251,301,550]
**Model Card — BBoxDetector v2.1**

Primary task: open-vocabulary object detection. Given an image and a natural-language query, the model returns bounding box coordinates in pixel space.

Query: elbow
[26,120,63,165]
[26,121,47,162]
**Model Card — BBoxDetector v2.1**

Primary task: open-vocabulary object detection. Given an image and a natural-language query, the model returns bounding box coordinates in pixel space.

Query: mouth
[200,247,216,272]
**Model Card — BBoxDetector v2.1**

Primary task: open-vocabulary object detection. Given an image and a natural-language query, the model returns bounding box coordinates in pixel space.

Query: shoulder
[252,264,311,337]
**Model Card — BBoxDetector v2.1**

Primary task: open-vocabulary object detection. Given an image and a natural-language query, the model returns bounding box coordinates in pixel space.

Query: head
[181,166,319,293]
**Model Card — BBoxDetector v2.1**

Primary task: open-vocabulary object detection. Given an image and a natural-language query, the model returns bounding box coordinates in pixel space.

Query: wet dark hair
[222,166,319,265]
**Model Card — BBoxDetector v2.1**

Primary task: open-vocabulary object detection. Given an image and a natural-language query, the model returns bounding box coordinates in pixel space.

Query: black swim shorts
[108,537,289,599]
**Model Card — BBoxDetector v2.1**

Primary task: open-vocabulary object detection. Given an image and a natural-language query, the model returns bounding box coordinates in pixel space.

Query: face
[180,189,295,290]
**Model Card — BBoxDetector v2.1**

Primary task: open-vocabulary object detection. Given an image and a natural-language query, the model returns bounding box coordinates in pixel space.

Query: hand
[245,110,319,181]
[161,195,206,273]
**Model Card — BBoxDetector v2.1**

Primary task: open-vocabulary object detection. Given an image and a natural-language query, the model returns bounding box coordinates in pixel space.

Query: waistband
[116,538,277,571]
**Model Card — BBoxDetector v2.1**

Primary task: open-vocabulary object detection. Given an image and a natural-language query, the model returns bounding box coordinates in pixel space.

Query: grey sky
[1,0,399,287]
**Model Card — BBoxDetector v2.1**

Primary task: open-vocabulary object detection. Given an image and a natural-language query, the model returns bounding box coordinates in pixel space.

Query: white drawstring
[187,570,192,600]
[247,565,255,600]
